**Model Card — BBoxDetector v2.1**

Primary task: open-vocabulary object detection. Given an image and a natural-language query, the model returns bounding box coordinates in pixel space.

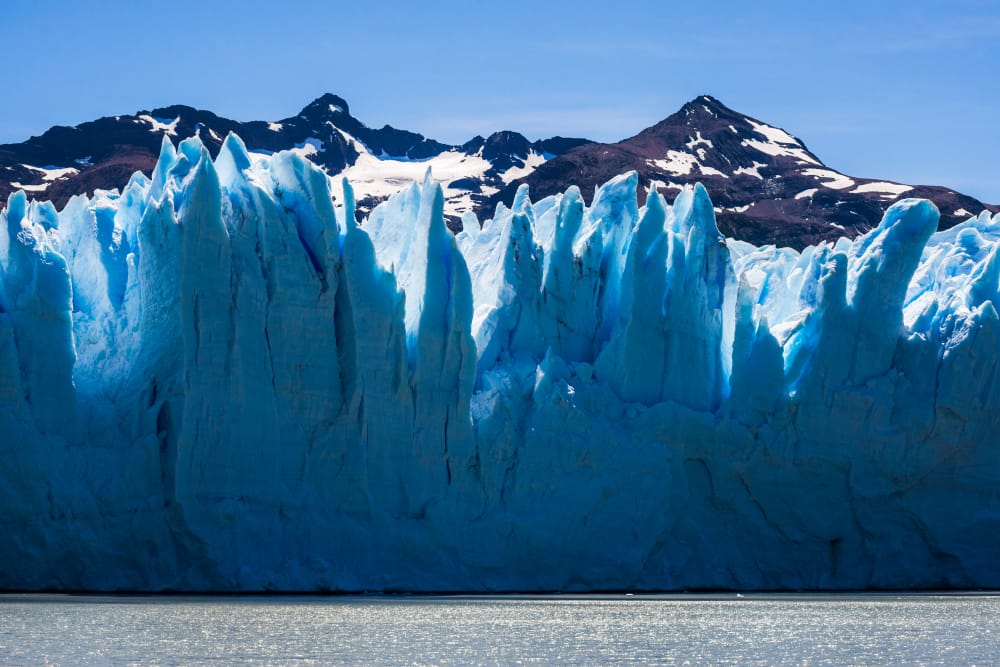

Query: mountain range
[1,93,994,247]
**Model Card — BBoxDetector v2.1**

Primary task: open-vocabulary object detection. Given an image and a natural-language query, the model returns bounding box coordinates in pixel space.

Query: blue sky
[2,0,998,202]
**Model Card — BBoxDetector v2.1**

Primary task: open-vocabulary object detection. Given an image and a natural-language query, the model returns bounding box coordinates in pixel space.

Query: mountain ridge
[1,93,994,248]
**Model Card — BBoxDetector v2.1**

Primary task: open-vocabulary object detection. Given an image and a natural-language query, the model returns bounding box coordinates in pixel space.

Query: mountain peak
[682,94,726,109]
[483,130,531,160]
[300,93,351,118]
[672,94,743,125]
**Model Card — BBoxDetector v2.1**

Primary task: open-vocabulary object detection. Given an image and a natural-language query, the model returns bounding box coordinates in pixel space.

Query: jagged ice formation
[2,134,999,591]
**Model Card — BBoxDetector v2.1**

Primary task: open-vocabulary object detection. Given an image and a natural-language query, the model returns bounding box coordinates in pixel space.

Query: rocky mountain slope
[489,95,995,247]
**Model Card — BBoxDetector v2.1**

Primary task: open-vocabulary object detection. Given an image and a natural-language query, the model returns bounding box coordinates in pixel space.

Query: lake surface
[1,593,998,665]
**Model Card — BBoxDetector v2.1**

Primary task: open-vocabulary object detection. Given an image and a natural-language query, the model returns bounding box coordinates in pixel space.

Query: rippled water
[1,593,998,665]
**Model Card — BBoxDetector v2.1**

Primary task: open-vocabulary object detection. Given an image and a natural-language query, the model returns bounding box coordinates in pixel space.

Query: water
[1,593,998,666]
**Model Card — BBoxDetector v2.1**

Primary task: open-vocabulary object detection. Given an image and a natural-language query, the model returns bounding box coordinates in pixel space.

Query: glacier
[1,133,999,592]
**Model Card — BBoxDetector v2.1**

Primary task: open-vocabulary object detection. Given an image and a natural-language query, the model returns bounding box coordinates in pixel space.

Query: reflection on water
[1,593,998,665]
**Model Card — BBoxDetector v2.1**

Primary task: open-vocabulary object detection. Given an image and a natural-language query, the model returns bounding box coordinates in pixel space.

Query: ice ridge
[1,134,999,591]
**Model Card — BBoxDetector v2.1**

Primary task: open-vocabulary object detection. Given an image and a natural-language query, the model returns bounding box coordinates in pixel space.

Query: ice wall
[1,134,999,591]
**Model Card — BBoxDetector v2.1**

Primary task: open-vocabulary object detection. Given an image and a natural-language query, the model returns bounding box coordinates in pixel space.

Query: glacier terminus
[1,133,999,591]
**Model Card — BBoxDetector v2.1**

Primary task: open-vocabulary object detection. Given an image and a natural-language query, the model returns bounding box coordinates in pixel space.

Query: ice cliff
[2,134,999,591]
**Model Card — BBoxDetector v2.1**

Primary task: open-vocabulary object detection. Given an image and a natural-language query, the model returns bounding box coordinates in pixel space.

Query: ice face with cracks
[1,133,999,591]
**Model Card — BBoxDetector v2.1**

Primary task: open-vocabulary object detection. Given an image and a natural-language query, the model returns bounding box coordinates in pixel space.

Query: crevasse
[1,134,998,591]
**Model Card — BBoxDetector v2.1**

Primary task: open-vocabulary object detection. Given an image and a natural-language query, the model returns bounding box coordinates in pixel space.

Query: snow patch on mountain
[336,137,495,217]
[801,168,855,189]
[138,114,180,136]
[291,138,324,157]
[500,151,547,184]
[851,181,914,198]
[747,118,800,146]
[742,137,820,165]
[23,165,79,181]
[9,181,48,192]
[649,151,728,179]
[733,161,768,179]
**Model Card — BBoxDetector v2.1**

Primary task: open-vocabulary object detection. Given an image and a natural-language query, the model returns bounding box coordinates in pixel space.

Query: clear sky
[2,0,998,202]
